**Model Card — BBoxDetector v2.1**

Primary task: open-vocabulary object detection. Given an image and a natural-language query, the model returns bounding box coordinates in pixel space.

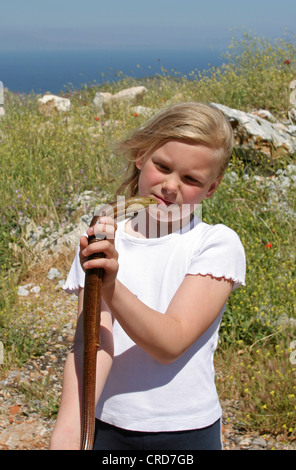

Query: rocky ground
[1,271,295,451]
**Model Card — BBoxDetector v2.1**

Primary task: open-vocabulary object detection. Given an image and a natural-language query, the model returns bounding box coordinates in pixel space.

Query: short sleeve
[63,242,85,295]
[187,224,246,290]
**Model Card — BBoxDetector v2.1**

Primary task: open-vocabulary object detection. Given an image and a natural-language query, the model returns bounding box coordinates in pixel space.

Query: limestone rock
[0,420,48,449]
[38,94,71,115]
[17,286,29,296]
[112,86,147,105]
[93,91,112,114]
[30,285,41,294]
[47,267,61,280]
[251,109,275,122]
[212,102,296,158]
[93,86,148,114]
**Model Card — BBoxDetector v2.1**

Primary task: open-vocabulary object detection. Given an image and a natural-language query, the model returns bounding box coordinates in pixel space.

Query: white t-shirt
[64,216,246,432]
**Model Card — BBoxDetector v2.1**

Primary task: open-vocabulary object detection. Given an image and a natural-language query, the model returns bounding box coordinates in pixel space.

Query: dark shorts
[93,418,222,450]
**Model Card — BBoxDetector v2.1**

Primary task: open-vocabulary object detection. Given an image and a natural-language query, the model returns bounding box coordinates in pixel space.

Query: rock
[20,190,103,259]
[290,79,296,106]
[131,105,153,118]
[239,436,252,447]
[253,437,267,448]
[47,267,61,280]
[17,286,29,296]
[211,102,296,158]
[30,285,41,294]
[0,420,48,449]
[287,124,296,134]
[276,313,296,328]
[25,221,44,246]
[0,106,4,118]
[93,91,112,115]
[251,109,275,122]
[38,94,71,116]
[289,107,296,123]
[55,279,66,290]
[250,164,296,220]
[112,86,147,105]
[92,87,147,113]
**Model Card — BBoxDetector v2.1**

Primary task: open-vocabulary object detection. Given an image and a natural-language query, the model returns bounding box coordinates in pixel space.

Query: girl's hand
[79,216,119,293]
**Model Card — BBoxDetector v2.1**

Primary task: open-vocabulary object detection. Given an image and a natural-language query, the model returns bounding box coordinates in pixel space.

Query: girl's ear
[135,159,142,170]
[204,175,223,199]
[135,150,146,170]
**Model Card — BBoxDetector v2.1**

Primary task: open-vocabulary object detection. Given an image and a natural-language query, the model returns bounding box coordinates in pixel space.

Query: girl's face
[136,141,223,215]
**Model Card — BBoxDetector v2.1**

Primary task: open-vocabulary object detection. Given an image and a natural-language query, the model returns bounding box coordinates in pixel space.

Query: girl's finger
[83,255,119,272]
[86,216,117,240]
[80,235,89,249]
[82,239,118,263]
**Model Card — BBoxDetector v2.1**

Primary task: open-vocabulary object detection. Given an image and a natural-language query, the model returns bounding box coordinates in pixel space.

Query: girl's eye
[184,176,200,185]
[155,162,170,172]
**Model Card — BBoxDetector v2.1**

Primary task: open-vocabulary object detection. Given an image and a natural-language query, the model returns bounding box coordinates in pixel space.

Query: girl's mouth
[153,194,174,207]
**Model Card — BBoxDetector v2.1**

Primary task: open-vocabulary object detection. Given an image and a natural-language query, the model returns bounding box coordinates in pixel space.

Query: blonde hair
[116,102,233,197]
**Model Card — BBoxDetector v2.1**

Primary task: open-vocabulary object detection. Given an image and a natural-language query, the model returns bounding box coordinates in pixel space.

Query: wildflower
[94,117,100,121]
[284,59,290,65]
[265,242,272,249]
[133,113,139,117]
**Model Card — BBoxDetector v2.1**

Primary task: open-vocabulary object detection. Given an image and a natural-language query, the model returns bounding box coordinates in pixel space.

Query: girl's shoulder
[187,220,246,289]
[188,219,246,264]
[185,217,243,245]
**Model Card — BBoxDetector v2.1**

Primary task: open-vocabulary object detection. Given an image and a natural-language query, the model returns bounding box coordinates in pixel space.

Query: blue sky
[1,0,296,51]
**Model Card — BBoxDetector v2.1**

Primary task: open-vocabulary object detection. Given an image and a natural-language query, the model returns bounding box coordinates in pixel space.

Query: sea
[0,48,224,95]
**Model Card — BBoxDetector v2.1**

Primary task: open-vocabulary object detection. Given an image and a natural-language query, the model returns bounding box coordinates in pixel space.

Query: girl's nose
[163,174,179,194]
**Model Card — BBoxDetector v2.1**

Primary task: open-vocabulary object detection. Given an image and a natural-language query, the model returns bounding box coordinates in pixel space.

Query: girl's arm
[104,274,232,364]
[83,220,233,365]
[49,288,113,450]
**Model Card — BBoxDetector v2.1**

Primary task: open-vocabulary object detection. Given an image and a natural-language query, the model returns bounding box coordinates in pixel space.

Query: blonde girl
[50,102,245,450]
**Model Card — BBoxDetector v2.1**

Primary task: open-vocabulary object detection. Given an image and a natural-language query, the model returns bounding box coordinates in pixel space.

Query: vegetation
[0,30,295,441]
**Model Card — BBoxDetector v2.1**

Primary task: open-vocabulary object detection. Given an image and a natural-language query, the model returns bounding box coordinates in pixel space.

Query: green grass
[0,30,295,438]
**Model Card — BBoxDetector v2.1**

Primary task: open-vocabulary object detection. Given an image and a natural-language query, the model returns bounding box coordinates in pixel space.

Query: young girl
[50,102,246,450]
